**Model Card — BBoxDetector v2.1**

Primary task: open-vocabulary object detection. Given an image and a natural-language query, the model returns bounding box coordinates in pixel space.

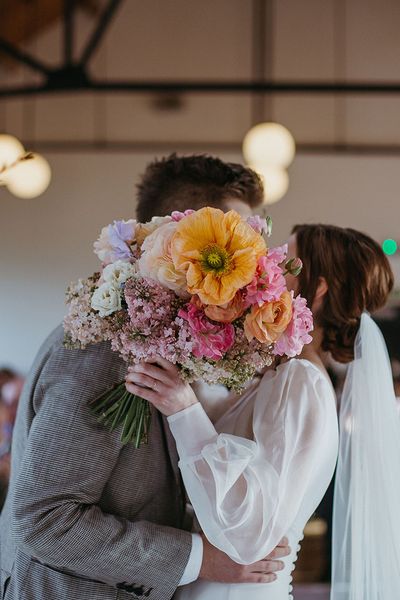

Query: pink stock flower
[273,293,314,358]
[178,303,235,360]
[267,244,288,264]
[246,215,270,235]
[171,209,195,222]
[245,244,288,306]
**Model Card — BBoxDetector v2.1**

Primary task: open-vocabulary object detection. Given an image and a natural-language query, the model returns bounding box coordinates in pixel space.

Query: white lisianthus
[102,260,136,286]
[91,282,122,316]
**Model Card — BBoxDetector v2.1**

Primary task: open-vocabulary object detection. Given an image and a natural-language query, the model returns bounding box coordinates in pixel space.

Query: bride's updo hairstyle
[292,224,394,363]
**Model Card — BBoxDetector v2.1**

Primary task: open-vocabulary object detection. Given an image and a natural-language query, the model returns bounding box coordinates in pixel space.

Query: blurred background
[1,1,400,597]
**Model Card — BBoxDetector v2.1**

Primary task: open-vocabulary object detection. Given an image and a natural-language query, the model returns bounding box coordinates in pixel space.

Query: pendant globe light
[0,134,51,199]
[243,122,296,169]
[250,163,289,204]
[0,134,25,169]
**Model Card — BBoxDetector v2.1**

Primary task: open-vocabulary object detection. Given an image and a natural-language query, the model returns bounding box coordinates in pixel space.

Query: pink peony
[245,245,288,306]
[273,293,314,358]
[178,303,235,360]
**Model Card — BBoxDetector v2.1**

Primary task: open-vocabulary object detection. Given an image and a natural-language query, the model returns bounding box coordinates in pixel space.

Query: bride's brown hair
[292,224,394,363]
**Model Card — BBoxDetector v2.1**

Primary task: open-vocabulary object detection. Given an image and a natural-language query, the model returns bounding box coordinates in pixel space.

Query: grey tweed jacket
[0,326,192,600]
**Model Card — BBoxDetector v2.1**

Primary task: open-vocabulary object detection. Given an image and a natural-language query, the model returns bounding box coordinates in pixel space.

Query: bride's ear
[312,277,328,312]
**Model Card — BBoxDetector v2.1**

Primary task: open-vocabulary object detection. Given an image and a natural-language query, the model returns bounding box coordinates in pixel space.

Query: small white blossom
[91,283,121,316]
[102,260,137,286]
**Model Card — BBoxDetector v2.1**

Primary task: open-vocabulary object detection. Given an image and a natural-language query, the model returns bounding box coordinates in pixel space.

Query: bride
[126,223,399,600]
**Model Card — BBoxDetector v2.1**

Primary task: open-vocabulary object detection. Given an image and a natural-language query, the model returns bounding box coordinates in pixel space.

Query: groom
[0,154,289,600]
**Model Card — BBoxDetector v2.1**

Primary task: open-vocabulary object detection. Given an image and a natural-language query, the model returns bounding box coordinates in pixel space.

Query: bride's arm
[126,358,334,565]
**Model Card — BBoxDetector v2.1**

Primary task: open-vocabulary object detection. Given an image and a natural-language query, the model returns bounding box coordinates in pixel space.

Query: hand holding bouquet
[64,207,313,447]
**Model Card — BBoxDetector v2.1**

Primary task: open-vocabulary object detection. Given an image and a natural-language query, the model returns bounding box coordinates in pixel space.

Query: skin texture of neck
[298,326,330,376]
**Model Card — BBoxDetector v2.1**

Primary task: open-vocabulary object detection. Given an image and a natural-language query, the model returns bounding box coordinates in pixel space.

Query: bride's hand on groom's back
[125,358,198,416]
[199,534,290,584]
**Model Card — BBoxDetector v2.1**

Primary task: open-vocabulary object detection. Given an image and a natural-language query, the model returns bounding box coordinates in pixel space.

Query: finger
[265,545,291,559]
[125,382,159,404]
[126,372,162,392]
[248,574,277,584]
[151,356,179,374]
[278,536,289,546]
[129,363,172,385]
[253,560,284,574]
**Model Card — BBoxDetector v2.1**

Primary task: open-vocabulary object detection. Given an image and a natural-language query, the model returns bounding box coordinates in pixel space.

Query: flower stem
[90,382,151,447]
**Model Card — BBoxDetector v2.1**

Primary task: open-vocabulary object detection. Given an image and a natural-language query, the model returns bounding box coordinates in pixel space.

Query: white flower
[91,283,121,316]
[102,260,136,286]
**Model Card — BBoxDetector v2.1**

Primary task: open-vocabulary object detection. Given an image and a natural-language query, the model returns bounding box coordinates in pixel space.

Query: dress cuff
[167,402,218,458]
[178,533,203,586]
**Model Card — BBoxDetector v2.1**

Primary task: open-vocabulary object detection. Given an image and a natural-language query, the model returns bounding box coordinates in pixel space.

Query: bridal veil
[331,313,400,599]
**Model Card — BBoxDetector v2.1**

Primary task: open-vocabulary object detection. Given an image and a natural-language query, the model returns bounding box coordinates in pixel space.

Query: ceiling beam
[2,79,400,98]
[0,38,50,75]
[80,0,123,68]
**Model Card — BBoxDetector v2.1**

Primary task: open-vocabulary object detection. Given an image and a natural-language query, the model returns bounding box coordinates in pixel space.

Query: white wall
[1,148,399,373]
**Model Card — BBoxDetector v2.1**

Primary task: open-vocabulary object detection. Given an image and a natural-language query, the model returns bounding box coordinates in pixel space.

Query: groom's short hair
[135,153,264,222]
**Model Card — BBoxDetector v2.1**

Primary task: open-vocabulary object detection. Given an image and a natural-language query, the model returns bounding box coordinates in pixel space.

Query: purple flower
[94,219,137,264]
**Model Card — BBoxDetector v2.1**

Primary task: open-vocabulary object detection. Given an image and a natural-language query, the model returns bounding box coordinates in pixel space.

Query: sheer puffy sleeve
[168,360,337,564]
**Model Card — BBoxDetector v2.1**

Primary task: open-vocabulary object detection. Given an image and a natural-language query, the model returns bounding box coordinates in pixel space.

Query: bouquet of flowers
[64,207,313,447]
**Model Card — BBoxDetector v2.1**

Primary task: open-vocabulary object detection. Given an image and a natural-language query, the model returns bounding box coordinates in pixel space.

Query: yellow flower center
[201,244,231,275]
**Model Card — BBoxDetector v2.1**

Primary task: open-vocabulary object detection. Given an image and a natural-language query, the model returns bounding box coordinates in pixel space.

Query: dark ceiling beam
[2,79,400,97]
[64,0,76,65]
[0,38,51,76]
[79,0,123,68]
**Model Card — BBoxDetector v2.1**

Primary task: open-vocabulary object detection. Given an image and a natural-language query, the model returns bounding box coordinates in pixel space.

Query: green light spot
[382,239,397,255]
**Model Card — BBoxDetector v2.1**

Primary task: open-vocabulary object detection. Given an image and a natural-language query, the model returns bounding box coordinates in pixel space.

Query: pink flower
[245,245,288,306]
[273,293,314,358]
[268,244,288,264]
[246,215,270,235]
[171,209,195,222]
[178,303,235,360]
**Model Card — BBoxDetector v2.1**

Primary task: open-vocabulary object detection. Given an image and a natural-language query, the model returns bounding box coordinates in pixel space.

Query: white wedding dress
[169,359,339,600]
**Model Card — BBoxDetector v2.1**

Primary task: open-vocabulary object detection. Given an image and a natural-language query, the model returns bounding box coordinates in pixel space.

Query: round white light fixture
[243,122,296,168]
[0,134,25,169]
[4,153,51,198]
[251,163,289,204]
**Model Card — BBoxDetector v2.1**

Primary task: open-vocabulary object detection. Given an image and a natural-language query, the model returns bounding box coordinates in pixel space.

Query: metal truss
[1,0,400,98]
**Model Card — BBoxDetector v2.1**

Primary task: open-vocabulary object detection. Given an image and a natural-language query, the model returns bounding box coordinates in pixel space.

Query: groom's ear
[312,277,328,313]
